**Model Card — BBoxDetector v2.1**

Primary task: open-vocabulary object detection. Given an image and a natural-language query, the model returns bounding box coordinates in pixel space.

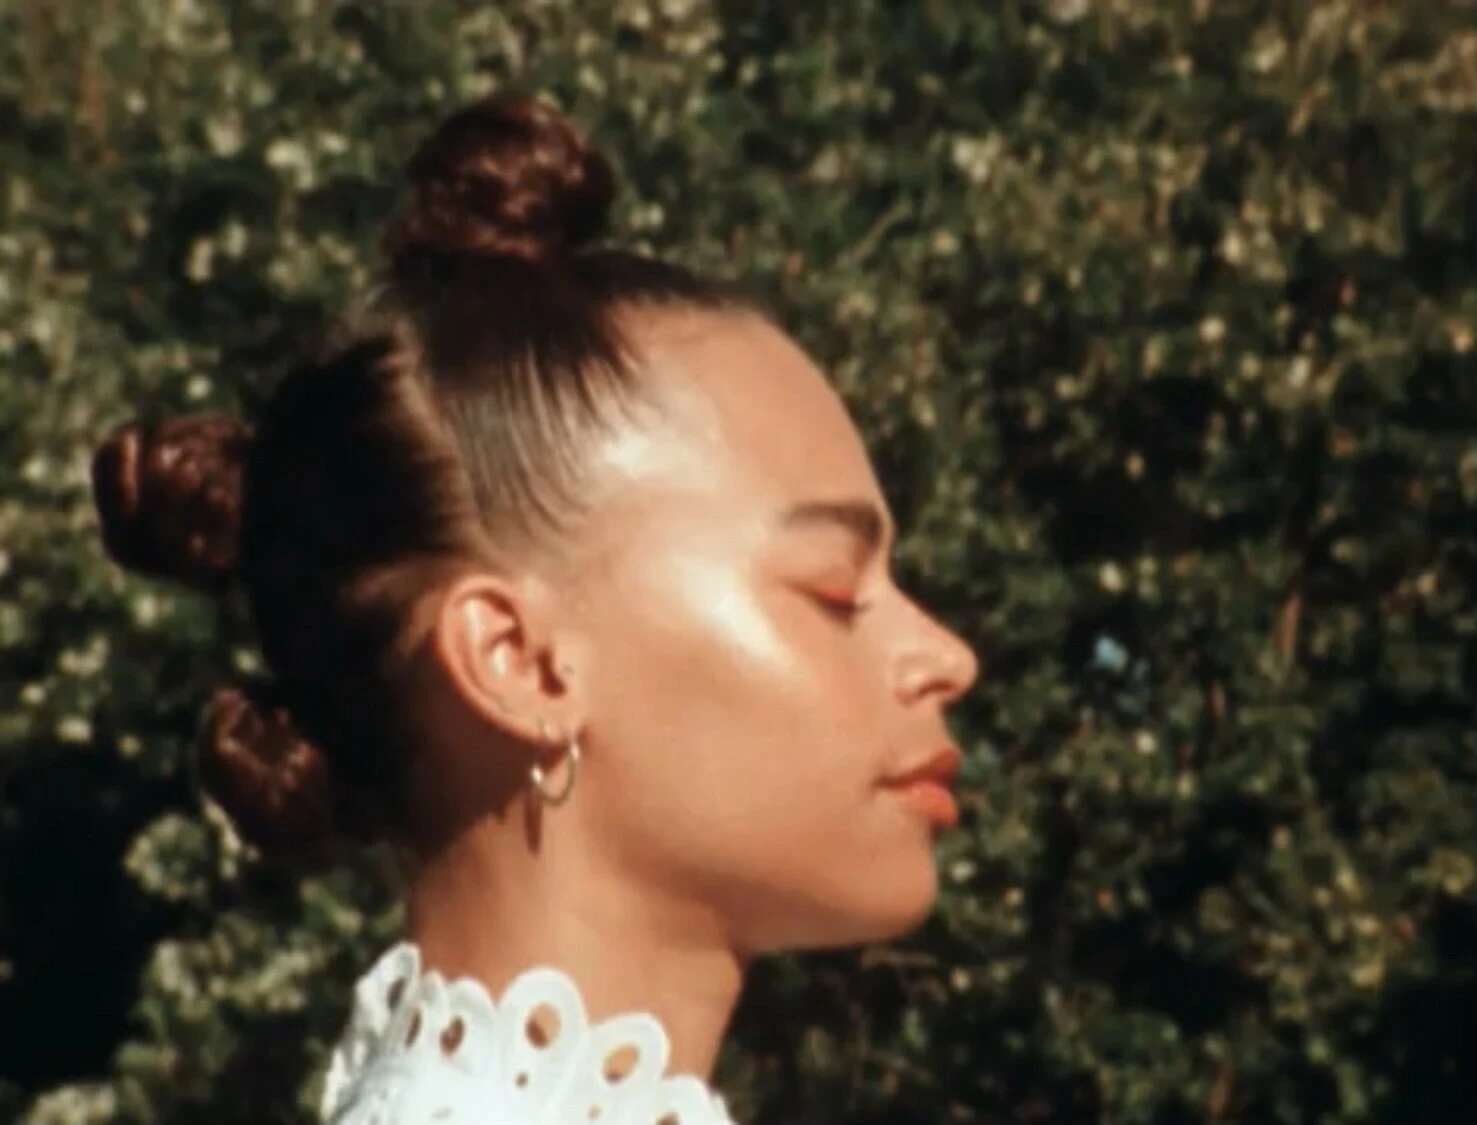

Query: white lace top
[320,943,737,1125]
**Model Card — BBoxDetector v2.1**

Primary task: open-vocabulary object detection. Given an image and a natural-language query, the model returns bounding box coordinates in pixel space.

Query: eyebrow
[779,499,892,556]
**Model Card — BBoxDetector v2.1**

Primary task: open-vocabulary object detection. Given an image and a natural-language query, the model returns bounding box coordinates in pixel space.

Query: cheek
[585,554,879,810]
[579,557,938,947]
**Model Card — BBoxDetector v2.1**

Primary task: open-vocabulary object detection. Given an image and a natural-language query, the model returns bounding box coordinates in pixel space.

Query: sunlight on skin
[408,309,977,1079]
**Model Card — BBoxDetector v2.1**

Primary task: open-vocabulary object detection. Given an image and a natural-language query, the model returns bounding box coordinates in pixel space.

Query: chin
[865,820,948,930]
[857,865,941,943]
[725,824,945,954]
[770,859,941,954]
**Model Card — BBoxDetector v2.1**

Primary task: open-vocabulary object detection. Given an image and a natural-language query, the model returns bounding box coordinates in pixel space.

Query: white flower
[1098,562,1126,593]
[1046,0,1090,24]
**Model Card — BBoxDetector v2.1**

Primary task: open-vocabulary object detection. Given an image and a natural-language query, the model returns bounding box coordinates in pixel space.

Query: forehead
[623,309,881,504]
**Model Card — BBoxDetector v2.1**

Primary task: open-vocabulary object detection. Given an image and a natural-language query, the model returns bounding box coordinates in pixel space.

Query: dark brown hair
[91,95,747,860]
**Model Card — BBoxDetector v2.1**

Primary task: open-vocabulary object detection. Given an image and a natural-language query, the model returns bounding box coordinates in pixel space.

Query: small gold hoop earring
[530,728,580,807]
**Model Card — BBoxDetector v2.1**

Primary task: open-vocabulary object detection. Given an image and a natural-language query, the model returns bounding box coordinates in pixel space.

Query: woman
[91,95,977,1124]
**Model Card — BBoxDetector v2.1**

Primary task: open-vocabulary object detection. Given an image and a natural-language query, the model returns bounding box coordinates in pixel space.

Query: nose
[892,599,979,707]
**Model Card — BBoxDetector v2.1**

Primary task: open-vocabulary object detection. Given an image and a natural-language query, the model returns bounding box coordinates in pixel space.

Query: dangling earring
[529,720,580,807]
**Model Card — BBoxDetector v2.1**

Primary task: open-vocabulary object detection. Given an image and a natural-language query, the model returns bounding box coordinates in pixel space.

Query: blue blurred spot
[1091,633,1130,673]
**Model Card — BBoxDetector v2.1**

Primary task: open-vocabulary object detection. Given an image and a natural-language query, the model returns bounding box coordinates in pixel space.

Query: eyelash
[811,590,871,623]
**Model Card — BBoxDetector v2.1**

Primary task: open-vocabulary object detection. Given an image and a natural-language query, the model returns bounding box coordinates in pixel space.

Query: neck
[405,810,745,1080]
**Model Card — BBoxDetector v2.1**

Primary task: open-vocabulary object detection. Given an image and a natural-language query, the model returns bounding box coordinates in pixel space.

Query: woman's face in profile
[561,309,978,954]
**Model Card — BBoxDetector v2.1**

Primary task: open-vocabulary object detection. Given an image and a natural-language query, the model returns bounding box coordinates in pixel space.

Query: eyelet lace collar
[321,943,736,1125]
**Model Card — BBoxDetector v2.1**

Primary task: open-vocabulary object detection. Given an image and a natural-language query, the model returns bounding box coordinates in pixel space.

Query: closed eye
[809,589,871,623]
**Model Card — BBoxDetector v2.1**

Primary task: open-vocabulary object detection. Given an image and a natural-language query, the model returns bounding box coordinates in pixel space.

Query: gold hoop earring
[530,726,580,807]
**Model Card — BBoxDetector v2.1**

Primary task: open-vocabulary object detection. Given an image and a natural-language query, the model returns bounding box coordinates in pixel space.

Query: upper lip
[881,744,963,787]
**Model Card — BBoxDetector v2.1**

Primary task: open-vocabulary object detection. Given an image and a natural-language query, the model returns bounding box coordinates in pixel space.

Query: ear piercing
[530,718,580,806]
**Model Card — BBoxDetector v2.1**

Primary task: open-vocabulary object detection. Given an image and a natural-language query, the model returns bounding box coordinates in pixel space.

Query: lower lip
[885,779,959,828]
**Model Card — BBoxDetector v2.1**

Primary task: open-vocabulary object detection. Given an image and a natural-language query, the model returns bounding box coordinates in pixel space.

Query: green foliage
[2,2,1473,1123]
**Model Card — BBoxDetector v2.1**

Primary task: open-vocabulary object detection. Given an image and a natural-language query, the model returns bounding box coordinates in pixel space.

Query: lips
[879,745,963,829]
[881,744,963,789]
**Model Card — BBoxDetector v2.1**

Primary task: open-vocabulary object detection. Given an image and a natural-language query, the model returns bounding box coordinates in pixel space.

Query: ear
[429,571,582,746]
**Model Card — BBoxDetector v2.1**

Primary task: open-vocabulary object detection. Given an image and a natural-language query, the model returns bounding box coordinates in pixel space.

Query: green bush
[1,2,1473,1123]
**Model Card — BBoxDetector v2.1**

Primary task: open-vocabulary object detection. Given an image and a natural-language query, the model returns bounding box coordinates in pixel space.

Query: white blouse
[320,943,736,1125]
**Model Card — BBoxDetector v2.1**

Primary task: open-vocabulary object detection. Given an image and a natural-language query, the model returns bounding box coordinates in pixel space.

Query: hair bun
[91,414,253,593]
[384,94,617,269]
[197,684,340,860]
